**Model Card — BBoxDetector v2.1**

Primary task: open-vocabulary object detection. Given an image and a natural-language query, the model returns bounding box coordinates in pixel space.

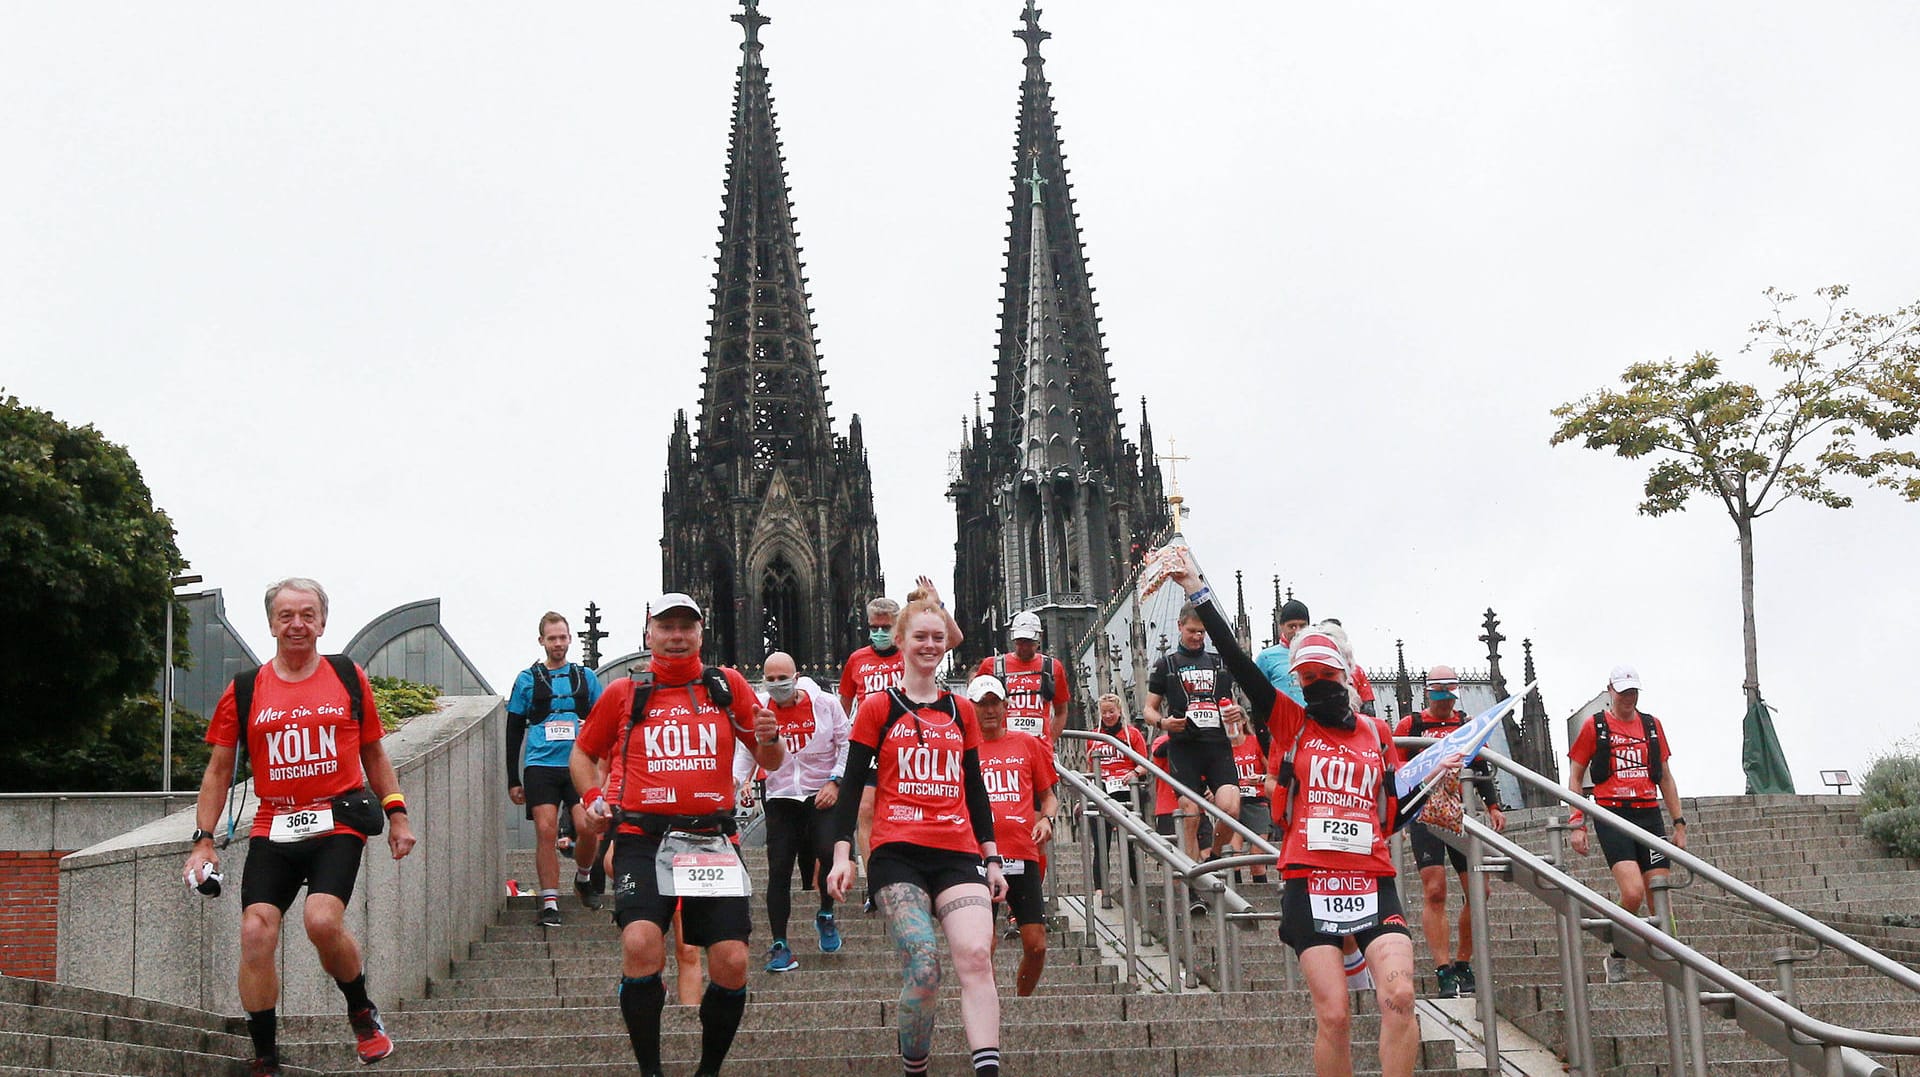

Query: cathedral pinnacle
[733,0,769,63]
[1015,0,1051,64]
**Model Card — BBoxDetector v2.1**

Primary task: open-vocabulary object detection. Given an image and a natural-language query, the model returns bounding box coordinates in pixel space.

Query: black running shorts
[1407,820,1468,873]
[611,833,752,946]
[1165,738,1238,798]
[1594,804,1669,873]
[867,843,987,902]
[1002,860,1046,926]
[240,834,365,913]
[521,764,579,809]
[1277,874,1410,956]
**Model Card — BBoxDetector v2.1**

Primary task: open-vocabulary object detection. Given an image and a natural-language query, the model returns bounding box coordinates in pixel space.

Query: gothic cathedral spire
[950,2,1170,673]
[662,0,884,670]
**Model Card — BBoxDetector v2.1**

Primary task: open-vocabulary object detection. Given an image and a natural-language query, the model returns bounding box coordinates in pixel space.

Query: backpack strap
[324,654,365,725]
[571,664,593,718]
[529,662,553,721]
[1643,713,1664,785]
[1589,712,1614,784]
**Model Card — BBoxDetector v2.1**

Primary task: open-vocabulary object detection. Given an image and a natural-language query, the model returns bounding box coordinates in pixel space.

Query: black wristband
[1671,817,1686,827]
[983,855,1004,866]
[384,804,408,817]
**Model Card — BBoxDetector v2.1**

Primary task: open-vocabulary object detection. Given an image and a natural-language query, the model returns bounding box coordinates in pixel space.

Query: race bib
[1104,774,1131,794]
[1008,714,1045,737]
[1186,704,1221,729]
[543,720,576,742]
[1000,859,1027,876]
[1306,815,1374,855]
[268,805,333,844]
[656,831,751,898]
[1239,782,1261,799]
[1307,871,1380,935]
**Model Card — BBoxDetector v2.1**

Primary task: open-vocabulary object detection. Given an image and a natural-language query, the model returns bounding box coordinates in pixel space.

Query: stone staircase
[1405,795,1920,1077]
[0,974,323,1077]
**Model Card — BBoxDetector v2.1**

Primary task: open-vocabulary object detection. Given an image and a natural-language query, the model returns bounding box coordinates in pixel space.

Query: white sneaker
[1605,956,1630,983]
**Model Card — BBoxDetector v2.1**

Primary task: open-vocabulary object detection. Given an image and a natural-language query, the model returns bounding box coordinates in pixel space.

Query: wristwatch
[190,828,216,844]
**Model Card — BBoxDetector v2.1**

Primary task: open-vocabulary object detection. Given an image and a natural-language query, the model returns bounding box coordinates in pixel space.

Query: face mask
[1428,688,1458,702]
[869,628,894,650]
[766,678,797,704]
[1302,677,1356,730]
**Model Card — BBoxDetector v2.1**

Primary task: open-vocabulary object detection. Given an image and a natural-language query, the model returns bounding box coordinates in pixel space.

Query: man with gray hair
[183,578,417,1076]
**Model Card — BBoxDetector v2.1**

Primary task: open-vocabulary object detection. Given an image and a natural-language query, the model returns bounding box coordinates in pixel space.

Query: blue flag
[1393,682,1532,798]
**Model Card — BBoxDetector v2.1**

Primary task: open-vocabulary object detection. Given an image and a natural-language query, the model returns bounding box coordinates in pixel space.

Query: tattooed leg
[1367,932,1419,1077]
[933,882,1001,1055]
[876,882,941,1067]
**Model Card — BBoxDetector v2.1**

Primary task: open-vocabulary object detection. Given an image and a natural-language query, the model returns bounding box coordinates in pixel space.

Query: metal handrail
[1457,742,1920,998]
[1061,729,1280,857]
[1405,738,1920,1076]
[1053,768,1263,992]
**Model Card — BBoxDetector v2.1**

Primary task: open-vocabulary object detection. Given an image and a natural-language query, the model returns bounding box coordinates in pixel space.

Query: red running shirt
[1088,723,1148,793]
[1150,733,1177,816]
[852,691,982,857]
[839,647,904,711]
[206,660,383,839]
[1231,734,1267,801]
[974,654,1066,740]
[1569,710,1669,806]
[1393,708,1468,739]
[1265,695,1403,878]
[975,731,1058,863]
[577,668,760,827]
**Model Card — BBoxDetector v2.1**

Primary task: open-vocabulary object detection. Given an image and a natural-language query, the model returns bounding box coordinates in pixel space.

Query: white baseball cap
[1009,611,1042,641]
[650,592,703,621]
[966,675,1008,702]
[1608,664,1642,692]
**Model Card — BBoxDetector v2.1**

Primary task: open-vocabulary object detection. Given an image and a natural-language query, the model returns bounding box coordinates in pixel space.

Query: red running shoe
[348,1004,394,1064]
[249,1057,283,1077]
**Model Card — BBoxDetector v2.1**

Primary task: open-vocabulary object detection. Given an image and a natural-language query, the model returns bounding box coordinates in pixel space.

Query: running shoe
[765,939,799,973]
[348,1004,394,1064]
[249,1057,283,1077]
[1453,960,1476,995]
[1605,955,1630,983]
[538,904,562,927]
[1434,964,1460,998]
[575,875,604,911]
[816,911,842,953]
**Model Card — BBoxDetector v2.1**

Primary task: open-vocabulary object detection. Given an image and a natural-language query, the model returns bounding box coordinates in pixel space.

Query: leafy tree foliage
[0,394,188,789]
[371,676,443,732]
[1551,287,1920,709]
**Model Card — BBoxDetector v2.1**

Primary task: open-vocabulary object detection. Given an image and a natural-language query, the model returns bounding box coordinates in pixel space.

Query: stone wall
[56,695,502,1014]
[0,793,198,980]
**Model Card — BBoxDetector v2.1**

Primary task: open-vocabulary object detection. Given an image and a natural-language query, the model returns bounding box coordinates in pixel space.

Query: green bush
[370,676,442,731]
[1859,750,1920,860]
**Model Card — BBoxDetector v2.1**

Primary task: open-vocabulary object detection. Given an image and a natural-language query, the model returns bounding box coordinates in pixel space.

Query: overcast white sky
[6,3,1916,797]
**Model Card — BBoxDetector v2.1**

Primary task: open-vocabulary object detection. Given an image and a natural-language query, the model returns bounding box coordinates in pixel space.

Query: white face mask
[766,677,797,703]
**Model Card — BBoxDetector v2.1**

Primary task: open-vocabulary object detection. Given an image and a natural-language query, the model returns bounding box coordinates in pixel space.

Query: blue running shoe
[765,939,799,973]
[816,912,842,953]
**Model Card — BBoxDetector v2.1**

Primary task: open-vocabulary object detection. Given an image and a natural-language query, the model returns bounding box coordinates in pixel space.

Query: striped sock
[540,888,559,908]
[972,1046,1001,1076]
[903,1053,930,1076]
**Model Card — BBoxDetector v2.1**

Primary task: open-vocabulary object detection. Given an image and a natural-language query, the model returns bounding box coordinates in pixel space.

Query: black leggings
[764,795,836,940]
[1089,797,1140,891]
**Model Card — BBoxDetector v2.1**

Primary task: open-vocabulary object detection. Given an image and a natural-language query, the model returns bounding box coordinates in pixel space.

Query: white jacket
[734,676,851,799]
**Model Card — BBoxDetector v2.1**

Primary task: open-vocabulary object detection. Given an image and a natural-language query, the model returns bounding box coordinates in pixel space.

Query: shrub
[371,676,442,731]
[1858,750,1920,860]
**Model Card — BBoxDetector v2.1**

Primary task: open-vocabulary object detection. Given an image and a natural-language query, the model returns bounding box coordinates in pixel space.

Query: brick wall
[0,850,68,980]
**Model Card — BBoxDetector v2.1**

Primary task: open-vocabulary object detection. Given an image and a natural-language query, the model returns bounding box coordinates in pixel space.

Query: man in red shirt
[968,675,1059,996]
[572,593,782,1077]
[182,578,416,1077]
[1567,664,1687,984]
[975,611,1070,743]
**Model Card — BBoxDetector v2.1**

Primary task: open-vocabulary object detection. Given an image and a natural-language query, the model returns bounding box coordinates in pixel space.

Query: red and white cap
[1287,631,1349,674]
[1608,665,1642,692]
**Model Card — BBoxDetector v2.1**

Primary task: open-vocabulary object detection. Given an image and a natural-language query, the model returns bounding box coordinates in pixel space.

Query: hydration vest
[1587,711,1664,785]
[993,653,1056,704]
[528,662,591,722]
[1275,717,1395,832]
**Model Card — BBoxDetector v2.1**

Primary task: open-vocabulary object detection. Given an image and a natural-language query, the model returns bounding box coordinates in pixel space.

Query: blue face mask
[1428,688,1458,702]
[870,628,894,650]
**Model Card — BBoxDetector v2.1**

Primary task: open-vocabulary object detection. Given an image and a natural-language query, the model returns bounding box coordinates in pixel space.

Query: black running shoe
[575,876,603,911]
[537,905,562,927]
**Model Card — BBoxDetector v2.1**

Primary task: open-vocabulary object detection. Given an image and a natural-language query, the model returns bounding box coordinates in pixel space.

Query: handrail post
[1648,878,1694,1077]
[1120,828,1139,988]
[1207,874,1234,991]
[1774,947,1803,1077]
[1548,818,1597,1077]
[1082,796,1100,930]
[1465,782,1500,1075]
[1164,850,1185,992]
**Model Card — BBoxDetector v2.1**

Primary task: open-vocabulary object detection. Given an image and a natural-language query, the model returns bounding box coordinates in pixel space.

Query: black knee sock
[972,1046,1001,1076]
[619,975,667,1073]
[336,972,372,1013]
[246,1008,277,1060]
[697,982,749,1073]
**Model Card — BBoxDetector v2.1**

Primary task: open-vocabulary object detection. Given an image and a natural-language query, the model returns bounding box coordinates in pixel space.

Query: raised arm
[1165,550,1276,724]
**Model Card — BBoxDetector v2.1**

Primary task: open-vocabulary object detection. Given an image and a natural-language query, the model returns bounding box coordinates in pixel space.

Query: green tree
[1551,287,1920,786]
[0,394,189,790]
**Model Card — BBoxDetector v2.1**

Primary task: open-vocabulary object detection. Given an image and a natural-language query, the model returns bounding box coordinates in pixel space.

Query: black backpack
[992,654,1056,705]
[528,662,591,722]
[1588,711,1664,785]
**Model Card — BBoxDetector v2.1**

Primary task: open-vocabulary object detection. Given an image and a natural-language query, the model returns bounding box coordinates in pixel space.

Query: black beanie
[1279,599,1310,625]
